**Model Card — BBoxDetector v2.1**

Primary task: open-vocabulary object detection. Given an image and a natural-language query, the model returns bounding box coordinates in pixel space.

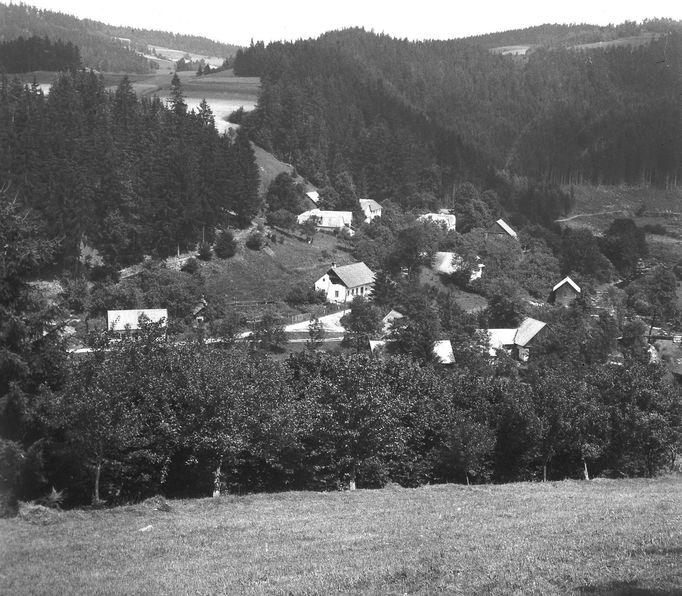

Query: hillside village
[1,4,682,519]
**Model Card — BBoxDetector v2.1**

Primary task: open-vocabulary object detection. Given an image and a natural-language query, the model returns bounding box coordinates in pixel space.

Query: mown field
[1,477,681,594]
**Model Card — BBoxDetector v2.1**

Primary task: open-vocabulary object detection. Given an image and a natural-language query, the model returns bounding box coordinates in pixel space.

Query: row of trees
[7,326,681,509]
[0,72,260,270]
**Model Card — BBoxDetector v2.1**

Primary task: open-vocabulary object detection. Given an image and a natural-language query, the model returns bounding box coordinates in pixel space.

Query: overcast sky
[17,0,682,47]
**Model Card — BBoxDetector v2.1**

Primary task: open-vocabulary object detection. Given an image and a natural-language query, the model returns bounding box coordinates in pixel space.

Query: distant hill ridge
[0,2,241,73]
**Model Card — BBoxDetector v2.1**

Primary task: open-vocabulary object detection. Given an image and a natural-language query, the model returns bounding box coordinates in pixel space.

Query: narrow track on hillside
[555,209,629,222]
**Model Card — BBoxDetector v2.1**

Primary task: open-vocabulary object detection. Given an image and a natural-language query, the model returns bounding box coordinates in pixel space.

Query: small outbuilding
[487,218,518,240]
[550,276,581,306]
[314,262,375,303]
[485,317,547,362]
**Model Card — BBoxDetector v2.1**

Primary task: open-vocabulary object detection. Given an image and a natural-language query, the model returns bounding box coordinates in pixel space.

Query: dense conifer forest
[0,71,260,268]
[0,35,81,72]
[235,23,682,197]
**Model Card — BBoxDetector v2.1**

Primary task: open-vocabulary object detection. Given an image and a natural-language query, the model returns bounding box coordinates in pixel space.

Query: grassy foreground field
[2,477,681,595]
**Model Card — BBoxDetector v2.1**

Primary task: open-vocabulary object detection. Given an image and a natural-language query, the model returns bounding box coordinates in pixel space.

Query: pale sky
[15,0,682,47]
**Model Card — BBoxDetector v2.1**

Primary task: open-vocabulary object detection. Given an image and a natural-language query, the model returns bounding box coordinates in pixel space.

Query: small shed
[487,218,518,240]
[551,277,581,306]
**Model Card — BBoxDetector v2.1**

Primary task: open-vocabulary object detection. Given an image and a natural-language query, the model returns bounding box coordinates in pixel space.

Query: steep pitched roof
[552,276,581,293]
[491,218,518,239]
[514,317,546,347]
[330,262,375,288]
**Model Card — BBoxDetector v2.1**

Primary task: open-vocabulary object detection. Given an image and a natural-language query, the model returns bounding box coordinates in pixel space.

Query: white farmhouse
[314,262,375,303]
[359,199,382,223]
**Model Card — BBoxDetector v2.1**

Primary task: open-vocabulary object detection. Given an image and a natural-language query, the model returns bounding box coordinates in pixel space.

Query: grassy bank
[2,477,681,594]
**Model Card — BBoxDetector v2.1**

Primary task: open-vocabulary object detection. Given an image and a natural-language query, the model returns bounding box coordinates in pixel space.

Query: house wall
[555,285,578,306]
[314,274,373,303]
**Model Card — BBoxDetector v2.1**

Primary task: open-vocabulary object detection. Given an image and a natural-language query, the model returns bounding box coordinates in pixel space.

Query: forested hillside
[235,23,682,205]
[0,3,239,73]
[0,72,259,268]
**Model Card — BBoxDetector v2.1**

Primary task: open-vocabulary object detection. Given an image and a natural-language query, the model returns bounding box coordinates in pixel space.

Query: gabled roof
[359,199,382,212]
[514,317,546,347]
[107,309,168,332]
[329,262,375,288]
[484,317,546,353]
[491,218,518,239]
[306,191,320,204]
[552,276,581,293]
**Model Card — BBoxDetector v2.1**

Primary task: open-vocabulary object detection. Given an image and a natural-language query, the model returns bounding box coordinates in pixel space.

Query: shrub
[245,231,265,251]
[214,230,237,259]
[266,209,297,230]
[181,257,200,274]
[197,242,212,261]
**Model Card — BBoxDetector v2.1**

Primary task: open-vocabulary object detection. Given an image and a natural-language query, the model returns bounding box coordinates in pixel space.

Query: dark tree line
[0,71,259,269]
[0,36,81,73]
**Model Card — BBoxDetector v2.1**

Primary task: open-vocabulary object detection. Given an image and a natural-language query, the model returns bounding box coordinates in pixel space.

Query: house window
[335,290,339,298]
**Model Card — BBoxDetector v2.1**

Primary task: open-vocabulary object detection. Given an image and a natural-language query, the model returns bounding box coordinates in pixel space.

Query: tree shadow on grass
[579,580,680,595]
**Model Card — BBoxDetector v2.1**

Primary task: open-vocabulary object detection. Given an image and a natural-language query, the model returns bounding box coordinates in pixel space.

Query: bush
[197,242,212,261]
[245,231,265,251]
[285,285,326,305]
[641,223,667,236]
[181,257,200,274]
[266,209,297,230]
[214,230,237,259]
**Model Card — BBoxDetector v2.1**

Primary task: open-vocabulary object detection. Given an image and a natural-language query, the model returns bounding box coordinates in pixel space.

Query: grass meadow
[1,477,681,594]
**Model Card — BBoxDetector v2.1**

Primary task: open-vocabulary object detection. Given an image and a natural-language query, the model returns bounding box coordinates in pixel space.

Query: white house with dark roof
[485,317,547,362]
[359,199,382,223]
[314,262,375,303]
[107,309,168,333]
[551,276,581,306]
[487,218,518,240]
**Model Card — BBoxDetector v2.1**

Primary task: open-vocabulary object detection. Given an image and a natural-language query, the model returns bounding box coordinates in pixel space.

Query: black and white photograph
[1,0,682,593]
